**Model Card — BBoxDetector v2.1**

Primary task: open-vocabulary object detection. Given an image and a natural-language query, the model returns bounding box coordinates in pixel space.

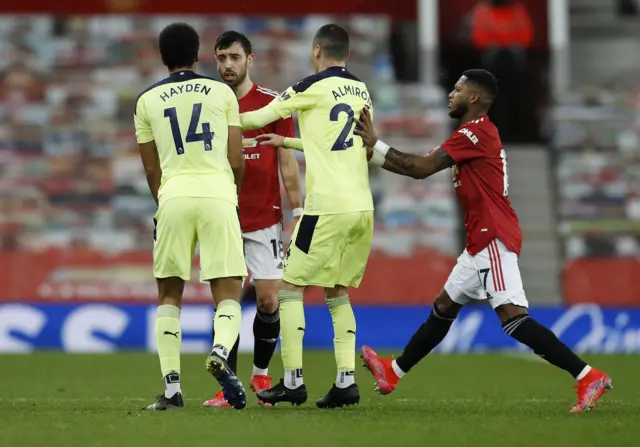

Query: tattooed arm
[353,107,455,179]
[379,160,413,176]
[383,146,455,179]
[366,146,416,176]
[379,157,423,177]
[368,145,454,178]
[356,107,454,179]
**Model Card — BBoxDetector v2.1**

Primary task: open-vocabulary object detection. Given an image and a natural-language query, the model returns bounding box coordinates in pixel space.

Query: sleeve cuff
[439,143,458,164]
[136,137,155,144]
[283,137,304,151]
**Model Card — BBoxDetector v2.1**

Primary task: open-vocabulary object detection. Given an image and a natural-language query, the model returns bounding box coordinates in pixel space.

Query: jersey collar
[458,114,489,128]
[168,70,198,80]
[238,83,258,105]
[323,66,348,74]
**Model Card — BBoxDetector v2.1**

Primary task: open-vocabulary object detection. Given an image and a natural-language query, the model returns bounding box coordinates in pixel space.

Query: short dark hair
[158,23,199,70]
[462,69,499,102]
[313,24,350,60]
[215,30,253,56]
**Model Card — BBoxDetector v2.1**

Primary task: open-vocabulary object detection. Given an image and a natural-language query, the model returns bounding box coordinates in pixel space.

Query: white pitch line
[501,351,547,364]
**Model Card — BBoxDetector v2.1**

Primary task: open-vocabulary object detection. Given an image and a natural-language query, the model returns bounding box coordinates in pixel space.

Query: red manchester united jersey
[440,115,522,256]
[238,84,295,233]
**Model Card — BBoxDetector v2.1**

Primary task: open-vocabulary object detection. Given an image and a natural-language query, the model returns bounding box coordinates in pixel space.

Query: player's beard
[448,102,468,120]
[221,68,247,88]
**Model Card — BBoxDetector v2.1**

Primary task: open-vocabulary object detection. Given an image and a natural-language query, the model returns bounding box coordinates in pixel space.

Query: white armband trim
[370,151,385,167]
[292,208,304,217]
[373,140,391,157]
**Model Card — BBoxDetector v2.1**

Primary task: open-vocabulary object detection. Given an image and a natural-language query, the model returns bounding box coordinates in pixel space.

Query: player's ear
[247,53,255,67]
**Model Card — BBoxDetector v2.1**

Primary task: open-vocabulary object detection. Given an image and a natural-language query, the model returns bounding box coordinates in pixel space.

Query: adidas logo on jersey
[458,127,479,145]
[277,262,283,270]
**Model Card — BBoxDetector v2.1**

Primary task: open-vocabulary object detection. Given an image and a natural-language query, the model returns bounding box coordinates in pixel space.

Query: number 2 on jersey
[330,103,355,151]
[163,103,213,155]
[500,149,509,196]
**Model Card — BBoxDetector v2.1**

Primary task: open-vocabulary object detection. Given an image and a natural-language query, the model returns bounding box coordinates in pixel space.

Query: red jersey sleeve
[440,126,484,164]
[275,115,295,138]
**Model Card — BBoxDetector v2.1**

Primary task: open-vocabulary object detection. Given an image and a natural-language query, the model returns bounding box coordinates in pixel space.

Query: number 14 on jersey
[164,103,213,155]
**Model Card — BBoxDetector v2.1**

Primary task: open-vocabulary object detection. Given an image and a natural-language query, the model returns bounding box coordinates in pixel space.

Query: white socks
[391,360,406,378]
[284,368,304,389]
[335,369,355,389]
[576,365,592,381]
[253,366,269,377]
[164,372,181,398]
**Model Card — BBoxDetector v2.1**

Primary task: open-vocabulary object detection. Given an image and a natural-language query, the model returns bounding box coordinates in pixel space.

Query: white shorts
[444,239,528,309]
[199,223,284,284]
[243,223,284,281]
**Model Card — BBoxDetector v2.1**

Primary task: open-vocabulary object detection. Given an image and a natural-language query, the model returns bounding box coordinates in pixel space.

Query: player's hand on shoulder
[354,107,377,149]
[256,133,285,148]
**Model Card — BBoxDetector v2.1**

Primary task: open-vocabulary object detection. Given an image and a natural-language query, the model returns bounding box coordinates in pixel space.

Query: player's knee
[156,277,185,307]
[494,303,528,325]
[434,290,461,319]
[256,292,279,314]
[324,285,348,299]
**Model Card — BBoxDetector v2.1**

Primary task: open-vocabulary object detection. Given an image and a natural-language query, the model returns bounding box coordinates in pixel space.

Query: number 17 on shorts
[444,239,528,309]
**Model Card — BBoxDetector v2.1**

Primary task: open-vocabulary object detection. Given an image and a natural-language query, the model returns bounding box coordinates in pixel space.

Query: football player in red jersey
[356,69,612,413]
[203,31,303,408]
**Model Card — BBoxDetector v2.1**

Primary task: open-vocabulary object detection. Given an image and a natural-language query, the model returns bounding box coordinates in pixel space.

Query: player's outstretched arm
[138,141,162,204]
[256,134,304,152]
[240,105,282,131]
[227,125,245,193]
[245,82,317,132]
[368,149,422,176]
[383,146,454,179]
[355,107,454,179]
[283,137,304,151]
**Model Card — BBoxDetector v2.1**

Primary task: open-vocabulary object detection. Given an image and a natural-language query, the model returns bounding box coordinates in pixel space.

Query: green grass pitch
[1,352,638,447]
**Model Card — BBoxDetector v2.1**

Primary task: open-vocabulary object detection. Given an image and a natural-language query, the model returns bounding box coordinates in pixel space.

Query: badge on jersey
[452,165,462,189]
[242,138,258,149]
